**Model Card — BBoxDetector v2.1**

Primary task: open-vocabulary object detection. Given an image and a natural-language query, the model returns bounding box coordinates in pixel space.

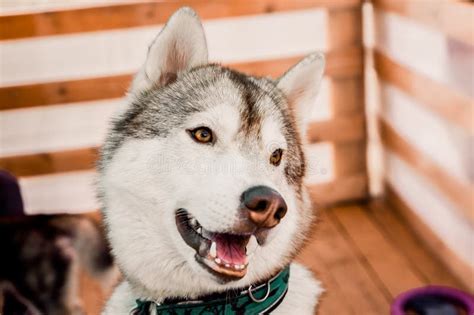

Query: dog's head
[98,7,324,296]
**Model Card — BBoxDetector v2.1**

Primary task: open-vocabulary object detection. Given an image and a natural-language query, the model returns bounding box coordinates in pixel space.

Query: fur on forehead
[106,65,292,151]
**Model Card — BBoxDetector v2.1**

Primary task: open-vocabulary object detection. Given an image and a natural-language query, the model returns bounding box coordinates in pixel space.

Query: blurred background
[0,0,472,314]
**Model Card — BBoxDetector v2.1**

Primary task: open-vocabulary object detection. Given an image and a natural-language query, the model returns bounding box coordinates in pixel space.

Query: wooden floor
[80,201,465,314]
[296,201,465,315]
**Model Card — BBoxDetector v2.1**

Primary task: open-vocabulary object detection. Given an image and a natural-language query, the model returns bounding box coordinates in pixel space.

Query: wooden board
[79,268,108,315]
[380,118,474,223]
[327,7,362,50]
[295,201,466,314]
[373,0,474,45]
[0,147,98,177]
[375,51,473,133]
[384,184,474,292]
[298,211,389,314]
[309,173,368,207]
[307,114,365,143]
[367,199,467,290]
[330,204,426,298]
[333,140,366,177]
[0,47,363,111]
[331,75,364,117]
[0,0,362,40]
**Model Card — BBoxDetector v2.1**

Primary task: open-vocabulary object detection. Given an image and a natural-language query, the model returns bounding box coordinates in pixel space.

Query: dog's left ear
[277,53,325,135]
[132,7,208,93]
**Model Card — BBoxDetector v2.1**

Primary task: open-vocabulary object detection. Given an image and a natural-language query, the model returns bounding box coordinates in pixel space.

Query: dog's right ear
[277,53,325,136]
[131,7,208,93]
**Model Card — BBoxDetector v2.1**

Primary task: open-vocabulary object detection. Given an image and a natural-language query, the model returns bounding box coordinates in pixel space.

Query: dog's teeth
[190,218,197,227]
[215,257,221,264]
[225,263,230,268]
[197,227,202,235]
[233,264,244,270]
[210,242,217,258]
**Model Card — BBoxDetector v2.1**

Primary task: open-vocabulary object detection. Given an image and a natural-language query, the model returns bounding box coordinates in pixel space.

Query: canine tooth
[197,227,202,234]
[225,263,231,268]
[190,218,197,227]
[210,242,217,258]
[215,258,221,264]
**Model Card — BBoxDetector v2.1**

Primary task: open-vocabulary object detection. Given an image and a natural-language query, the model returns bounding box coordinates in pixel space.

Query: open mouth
[175,209,252,280]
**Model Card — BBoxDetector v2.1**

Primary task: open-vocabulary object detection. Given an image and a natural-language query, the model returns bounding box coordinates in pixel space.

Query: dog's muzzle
[175,186,287,281]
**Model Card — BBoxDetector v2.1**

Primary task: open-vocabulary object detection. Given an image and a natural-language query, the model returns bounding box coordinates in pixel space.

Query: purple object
[0,170,25,216]
[391,286,474,315]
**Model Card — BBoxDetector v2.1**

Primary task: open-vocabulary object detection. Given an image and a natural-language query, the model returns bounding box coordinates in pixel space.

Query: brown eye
[188,127,213,144]
[270,149,283,166]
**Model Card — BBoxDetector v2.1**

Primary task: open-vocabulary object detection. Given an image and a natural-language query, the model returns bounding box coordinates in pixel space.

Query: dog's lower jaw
[102,263,322,315]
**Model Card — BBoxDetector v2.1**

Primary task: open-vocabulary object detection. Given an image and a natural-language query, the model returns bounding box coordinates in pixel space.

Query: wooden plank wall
[372,0,474,290]
[0,0,367,213]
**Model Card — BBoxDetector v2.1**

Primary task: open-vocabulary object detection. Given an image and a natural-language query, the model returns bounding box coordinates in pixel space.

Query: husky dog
[99,7,324,314]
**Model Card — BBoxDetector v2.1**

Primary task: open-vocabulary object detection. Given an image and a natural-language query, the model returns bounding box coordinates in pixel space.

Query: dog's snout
[241,186,287,228]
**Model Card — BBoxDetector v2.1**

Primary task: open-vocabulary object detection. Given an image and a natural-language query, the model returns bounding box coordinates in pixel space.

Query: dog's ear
[132,7,208,93]
[277,53,325,135]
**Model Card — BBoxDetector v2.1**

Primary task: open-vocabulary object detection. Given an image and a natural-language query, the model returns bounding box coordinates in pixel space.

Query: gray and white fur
[98,7,325,314]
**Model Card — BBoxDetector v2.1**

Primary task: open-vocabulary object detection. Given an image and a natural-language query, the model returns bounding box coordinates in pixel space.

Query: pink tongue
[214,234,247,265]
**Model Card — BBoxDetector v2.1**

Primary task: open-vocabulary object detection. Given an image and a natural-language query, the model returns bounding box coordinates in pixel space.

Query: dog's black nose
[241,186,287,228]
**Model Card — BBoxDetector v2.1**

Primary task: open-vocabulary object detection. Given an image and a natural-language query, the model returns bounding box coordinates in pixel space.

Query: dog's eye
[188,127,213,144]
[270,149,283,166]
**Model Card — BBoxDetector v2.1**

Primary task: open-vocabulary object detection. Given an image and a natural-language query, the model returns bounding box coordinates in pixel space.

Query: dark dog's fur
[0,213,114,315]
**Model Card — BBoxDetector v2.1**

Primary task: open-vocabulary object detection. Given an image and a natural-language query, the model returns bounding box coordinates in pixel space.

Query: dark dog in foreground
[0,213,115,315]
[0,171,116,314]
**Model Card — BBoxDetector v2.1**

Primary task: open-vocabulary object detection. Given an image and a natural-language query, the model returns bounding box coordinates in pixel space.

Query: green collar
[131,266,290,315]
